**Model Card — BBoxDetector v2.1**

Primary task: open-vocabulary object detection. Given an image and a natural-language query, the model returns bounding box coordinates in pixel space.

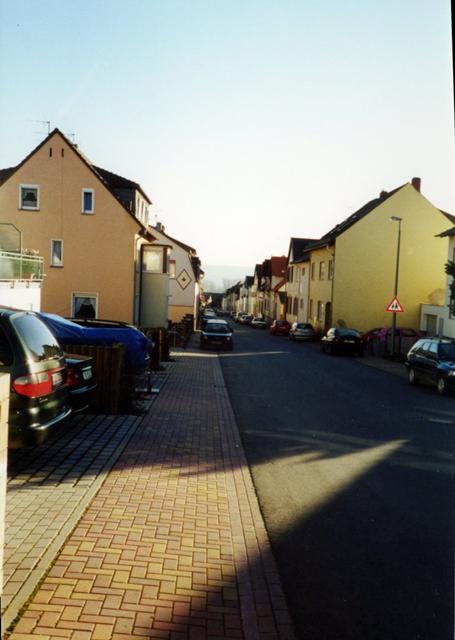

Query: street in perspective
[1,3,455,639]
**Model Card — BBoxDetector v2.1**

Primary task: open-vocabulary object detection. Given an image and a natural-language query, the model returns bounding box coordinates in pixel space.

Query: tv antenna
[30,120,51,135]
[65,132,76,143]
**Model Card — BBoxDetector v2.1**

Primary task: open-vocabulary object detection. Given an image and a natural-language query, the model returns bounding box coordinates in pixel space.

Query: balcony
[0,251,44,282]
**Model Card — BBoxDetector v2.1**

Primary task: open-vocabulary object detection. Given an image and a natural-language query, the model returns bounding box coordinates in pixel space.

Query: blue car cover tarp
[38,313,153,372]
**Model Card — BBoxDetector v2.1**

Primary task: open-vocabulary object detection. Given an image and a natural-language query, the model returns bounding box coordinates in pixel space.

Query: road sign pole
[390,217,402,358]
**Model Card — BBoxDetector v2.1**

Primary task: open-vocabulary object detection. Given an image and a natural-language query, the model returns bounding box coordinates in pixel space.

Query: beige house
[148,223,203,329]
[285,237,316,324]
[0,128,157,323]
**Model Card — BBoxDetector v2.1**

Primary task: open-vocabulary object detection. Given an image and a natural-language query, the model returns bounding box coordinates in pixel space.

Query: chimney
[156,221,165,233]
[411,177,421,192]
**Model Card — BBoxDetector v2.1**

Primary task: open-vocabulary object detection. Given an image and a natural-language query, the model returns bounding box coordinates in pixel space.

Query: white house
[420,227,453,337]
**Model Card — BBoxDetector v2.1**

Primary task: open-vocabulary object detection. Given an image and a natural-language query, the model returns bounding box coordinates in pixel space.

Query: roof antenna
[65,132,76,143]
[30,120,51,134]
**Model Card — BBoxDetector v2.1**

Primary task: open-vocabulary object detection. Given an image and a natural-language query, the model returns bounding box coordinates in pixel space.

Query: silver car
[289,322,315,341]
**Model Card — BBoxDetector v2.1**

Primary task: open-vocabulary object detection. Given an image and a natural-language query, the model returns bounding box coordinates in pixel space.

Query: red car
[269,320,291,336]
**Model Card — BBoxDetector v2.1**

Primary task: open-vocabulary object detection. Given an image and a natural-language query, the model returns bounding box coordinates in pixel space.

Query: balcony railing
[0,251,44,281]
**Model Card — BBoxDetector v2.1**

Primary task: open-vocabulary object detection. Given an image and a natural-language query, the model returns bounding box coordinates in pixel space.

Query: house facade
[330,179,451,333]
[285,238,316,325]
[0,129,156,324]
[148,223,202,329]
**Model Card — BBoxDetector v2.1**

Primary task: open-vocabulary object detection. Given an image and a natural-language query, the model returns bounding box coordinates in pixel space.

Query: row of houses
[0,129,203,328]
[223,177,455,337]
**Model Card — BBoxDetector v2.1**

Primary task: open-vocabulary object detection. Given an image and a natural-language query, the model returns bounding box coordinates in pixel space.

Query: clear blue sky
[0,0,453,268]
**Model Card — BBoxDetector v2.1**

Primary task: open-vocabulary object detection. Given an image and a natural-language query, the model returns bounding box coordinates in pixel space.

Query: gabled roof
[438,226,455,238]
[254,263,263,280]
[288,237,317,263]
[0,128,154,240]
[271,256,287,278]
[245,275,254,288]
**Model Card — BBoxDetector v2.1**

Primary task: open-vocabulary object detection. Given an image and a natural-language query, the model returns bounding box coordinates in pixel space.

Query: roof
[271,256,287,278]
[438,226,455,238]
[273,278,287,292]
[93,166,151,204]
[288,237,317,263]
[0,128,154,238]
[245,276,254,288]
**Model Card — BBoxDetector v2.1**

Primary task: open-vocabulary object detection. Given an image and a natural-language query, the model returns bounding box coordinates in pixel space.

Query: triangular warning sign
[386,296,404,312]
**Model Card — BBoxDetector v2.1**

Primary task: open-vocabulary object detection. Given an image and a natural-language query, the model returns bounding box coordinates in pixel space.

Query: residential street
[219,322,455,640]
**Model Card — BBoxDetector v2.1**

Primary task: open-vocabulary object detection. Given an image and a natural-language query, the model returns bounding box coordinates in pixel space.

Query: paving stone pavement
[2,372,169,633]
[4,342,296,639]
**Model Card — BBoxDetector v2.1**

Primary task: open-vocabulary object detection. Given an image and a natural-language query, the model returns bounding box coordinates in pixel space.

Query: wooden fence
[62,343,125,414]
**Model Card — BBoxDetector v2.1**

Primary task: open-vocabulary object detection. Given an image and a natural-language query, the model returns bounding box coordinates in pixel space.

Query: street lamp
[390,216,402,357]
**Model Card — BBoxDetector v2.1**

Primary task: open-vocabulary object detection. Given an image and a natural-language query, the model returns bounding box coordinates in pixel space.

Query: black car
[0,307,72,447]
[405,338,455,395]
[65,353,97,413]
[200,322,233,351]
[321,327,364,356]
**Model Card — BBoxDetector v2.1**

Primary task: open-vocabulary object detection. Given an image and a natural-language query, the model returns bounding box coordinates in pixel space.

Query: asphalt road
[219,321,455,640]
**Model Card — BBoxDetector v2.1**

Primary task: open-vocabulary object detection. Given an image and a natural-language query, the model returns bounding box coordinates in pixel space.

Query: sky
[0,0,454,271]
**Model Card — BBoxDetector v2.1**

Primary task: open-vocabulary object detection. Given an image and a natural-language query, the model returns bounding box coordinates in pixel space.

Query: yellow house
[308,178,453,333]
[0,129,157,323]
[306,244,335,332]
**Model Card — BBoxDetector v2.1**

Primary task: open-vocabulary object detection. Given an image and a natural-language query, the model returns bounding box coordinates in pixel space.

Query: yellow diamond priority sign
[386,296,404,313]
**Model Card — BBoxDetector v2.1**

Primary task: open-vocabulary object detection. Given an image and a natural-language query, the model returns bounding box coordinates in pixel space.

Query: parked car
[362,326,421,353]
[251,316,267,329]
[289,322,315,341]
[405,338,455,395]
[65,353,97,413]
[239,314,253,325]
[200,322,234,351]
[0,307,72,448]
[235,312,247,323]
[270,320,291,336]
[321,327,364,356]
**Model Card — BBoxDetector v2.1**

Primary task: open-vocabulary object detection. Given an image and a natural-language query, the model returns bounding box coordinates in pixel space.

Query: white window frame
[81,188,95,214]
[50,239,64,267]
[71,292,99,318]
[19,184,40,210]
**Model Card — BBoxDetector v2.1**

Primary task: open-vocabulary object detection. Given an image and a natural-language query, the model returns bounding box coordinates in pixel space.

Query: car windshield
[12,313,63,362]
[438,343,455,360]
[337,329,360,337]
[204,324,231,334]
[297,324,312,329]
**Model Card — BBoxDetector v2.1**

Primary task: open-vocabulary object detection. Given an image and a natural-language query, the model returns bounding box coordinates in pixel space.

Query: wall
[307,246,334,331]
[140,272,169,327]
[0,282,41,310]
[0,132,141,322]
[333,184,449,332]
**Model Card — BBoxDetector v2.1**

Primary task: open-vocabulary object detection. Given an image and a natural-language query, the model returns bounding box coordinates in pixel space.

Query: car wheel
[437,376,448,395]
[200,343,204,350]
[408,367,418,385]
[320,342,325,352]
[327,344,333,355]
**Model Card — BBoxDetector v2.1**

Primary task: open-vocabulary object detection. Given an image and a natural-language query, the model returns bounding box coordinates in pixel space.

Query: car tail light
[13,372,52,398]
[67,368,81,387]
[13,367,66,398]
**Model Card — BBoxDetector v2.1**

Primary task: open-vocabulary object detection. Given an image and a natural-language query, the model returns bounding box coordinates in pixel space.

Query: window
[328,259,334,280]
[317,301,324,321]
[72,293,98,319]
[82,189,94,214]
[19,184,39,210]
[142,246,163,273]
[169,260,176,278]
[287,296,292,314]
[300,298,304,309]
[309,299,313,319]
[311,263,315,280]
[293,298,299,315]
[50,239,63,267]
[319,261,325,280]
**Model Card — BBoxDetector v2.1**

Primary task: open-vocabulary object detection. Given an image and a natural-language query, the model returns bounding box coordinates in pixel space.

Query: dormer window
[82,189,94,214]
[19,184,39,210]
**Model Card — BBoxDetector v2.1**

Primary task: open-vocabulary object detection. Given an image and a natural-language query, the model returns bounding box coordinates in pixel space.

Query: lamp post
[390,216,402,357]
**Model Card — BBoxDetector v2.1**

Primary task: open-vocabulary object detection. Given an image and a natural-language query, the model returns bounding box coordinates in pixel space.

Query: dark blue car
[406,337,455,395]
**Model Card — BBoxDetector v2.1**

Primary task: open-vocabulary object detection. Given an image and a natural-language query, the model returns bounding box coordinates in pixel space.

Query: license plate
[52,371,63,386]
[345,340,355,344]
[212,340,222,345]
[82,368,92,381]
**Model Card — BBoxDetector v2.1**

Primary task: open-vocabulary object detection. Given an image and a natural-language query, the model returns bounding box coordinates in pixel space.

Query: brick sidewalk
[5,343,296,639]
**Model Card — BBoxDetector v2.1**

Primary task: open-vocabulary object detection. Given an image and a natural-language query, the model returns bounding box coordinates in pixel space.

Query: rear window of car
[438,343,455,360]
[337,329,360,337]
[204,324,231,334]
[297,323,312,329]
[12,313,63,362]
